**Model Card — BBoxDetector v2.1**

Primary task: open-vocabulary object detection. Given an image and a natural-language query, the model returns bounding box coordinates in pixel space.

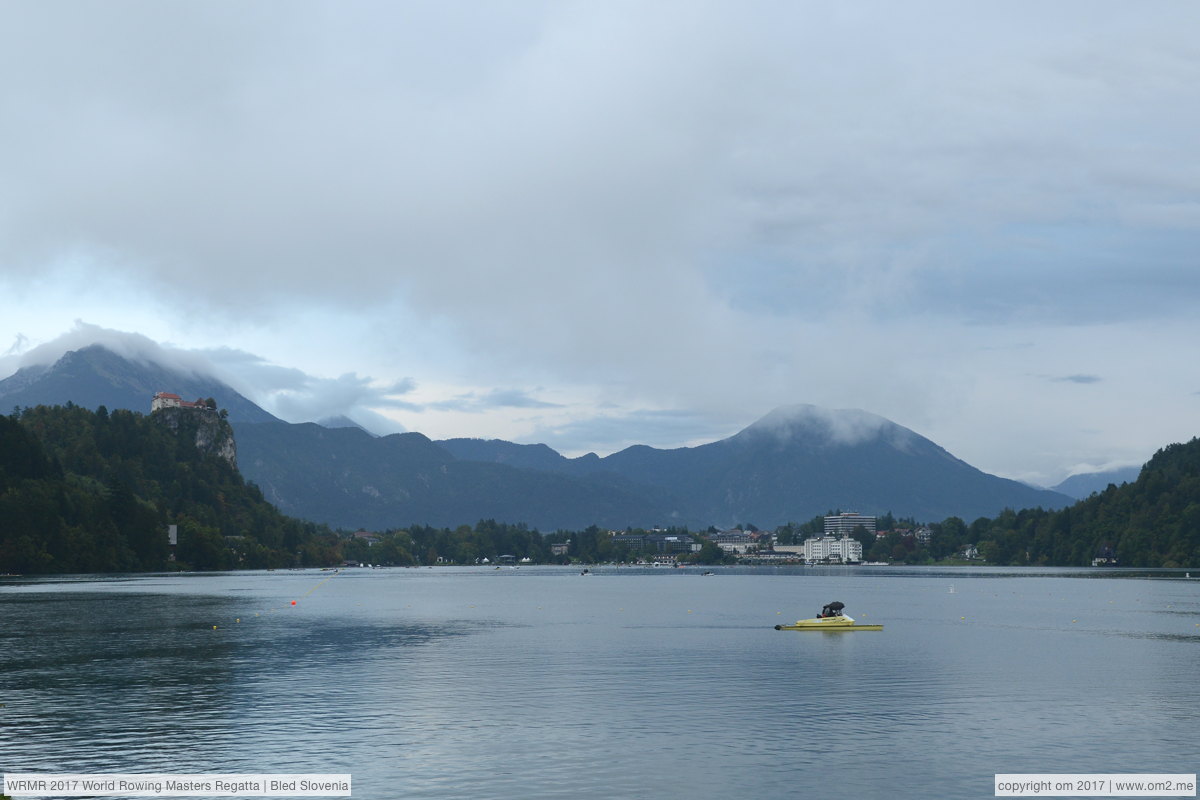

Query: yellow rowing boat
[774,614,882,631]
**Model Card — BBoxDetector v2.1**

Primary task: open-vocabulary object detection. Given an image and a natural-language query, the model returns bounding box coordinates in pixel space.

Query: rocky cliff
[153,406,238,470]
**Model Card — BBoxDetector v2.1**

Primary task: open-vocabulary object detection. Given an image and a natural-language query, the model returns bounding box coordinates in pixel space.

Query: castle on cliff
[151,392,212,412]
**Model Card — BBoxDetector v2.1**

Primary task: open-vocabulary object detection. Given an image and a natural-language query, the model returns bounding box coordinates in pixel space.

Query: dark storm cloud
[5,2,1197,344]
[2,2,1199,483]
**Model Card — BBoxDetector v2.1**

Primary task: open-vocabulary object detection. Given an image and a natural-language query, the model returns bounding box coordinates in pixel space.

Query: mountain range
[435,405,1074,527]
[1049,466,1142,500]
[0,343,1075,530]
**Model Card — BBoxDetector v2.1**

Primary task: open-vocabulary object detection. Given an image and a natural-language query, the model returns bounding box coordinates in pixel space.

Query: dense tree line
[1,404,331,573]
[939,439,1200,568]
[865,439,1199,568]
[342,520,553,566]
[4,405,1196,572]
[0,406,705,573]
[341,523,721,566]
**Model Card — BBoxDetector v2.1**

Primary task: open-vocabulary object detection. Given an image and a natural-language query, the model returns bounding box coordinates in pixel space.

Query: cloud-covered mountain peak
[11,323,215,378]
[0,340,280,424]
[737,404,914,448]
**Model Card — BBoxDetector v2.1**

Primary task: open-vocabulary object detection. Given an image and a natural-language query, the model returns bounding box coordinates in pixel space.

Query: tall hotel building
[823,512,877,537]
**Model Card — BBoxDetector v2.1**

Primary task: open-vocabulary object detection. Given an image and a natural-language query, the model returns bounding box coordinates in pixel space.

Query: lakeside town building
[824,512,877,538]
[712,529,761,554]
[611,532,701,555]
[801,535,864,564]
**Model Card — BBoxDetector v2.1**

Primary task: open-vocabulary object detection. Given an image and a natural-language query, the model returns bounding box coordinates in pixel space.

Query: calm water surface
[2,566,1198,799]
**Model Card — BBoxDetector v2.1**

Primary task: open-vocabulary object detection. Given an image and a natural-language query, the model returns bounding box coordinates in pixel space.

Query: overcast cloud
[2,1,1198,485]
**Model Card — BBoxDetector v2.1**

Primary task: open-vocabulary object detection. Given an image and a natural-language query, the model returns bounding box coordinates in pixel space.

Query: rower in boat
[818,601,845,618]
[775,600,882,631]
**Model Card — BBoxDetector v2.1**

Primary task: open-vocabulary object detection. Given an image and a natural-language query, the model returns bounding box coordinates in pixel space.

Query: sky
[1,1,1198,487]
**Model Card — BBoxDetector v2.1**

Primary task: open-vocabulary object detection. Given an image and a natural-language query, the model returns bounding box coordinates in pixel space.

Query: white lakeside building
[802,535,864,564]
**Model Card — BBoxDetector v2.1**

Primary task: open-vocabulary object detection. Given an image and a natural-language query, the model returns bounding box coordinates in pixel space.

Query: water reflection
[0,588,476,778]
[3,569,1198,800]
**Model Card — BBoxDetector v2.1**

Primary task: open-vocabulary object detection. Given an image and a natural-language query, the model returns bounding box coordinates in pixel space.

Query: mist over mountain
[0,344,279,423]
[1,343,1073,529]
[440,404,1070,525]
[1051,465,1143,500]
[316,415,377,435]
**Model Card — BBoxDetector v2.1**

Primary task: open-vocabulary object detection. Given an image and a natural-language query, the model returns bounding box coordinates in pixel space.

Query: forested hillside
[0,405,334,573]
[923,438,1200,567]
[4,405,1196,572]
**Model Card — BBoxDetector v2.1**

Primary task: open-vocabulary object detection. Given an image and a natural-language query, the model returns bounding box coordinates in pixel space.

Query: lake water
[2,566,1198,799]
